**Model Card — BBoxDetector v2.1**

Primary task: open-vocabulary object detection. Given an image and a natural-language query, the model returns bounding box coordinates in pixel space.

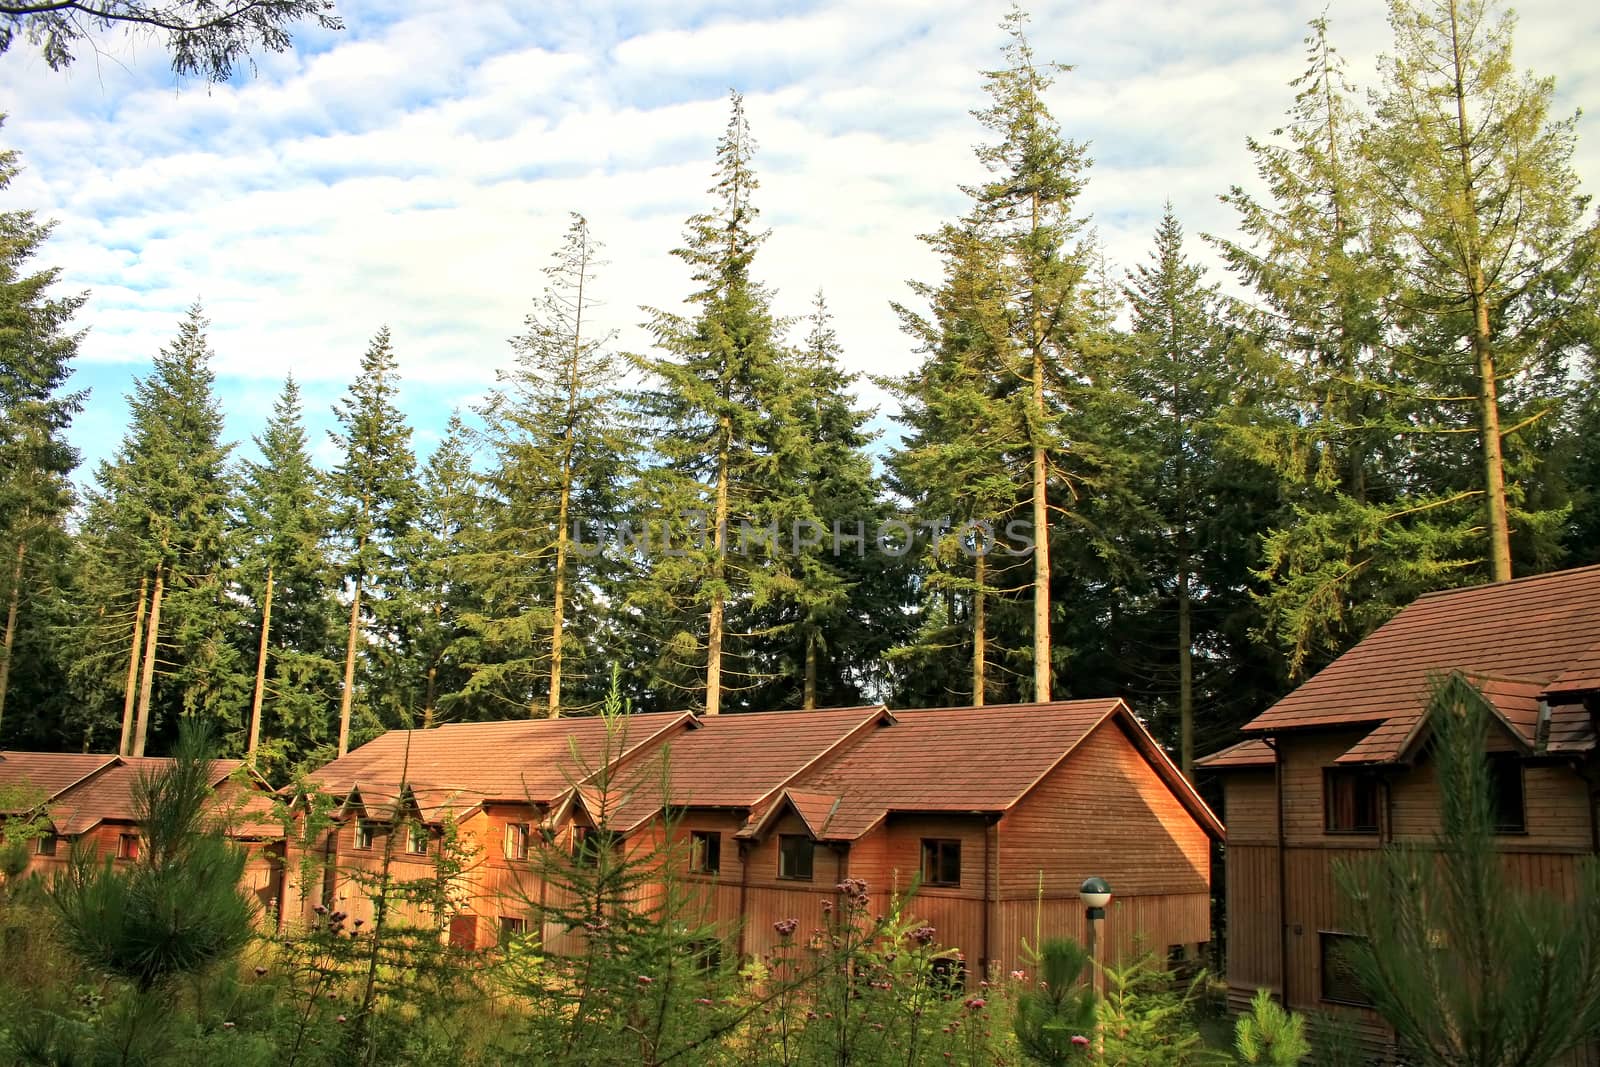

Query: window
[35,834,58,857]
[573,826,603,867]
[921,839,961,887]
[505,822,530,860]
[117,833,140,861]
[406,824,429,855]
[688,938,723,974]
[1324,768,1380,833]
[354,821,374,850]
[1320,932,1372,1006]
[930,956,966,991]
[778,834,814,881]
[690,830,721,874]
[499,915,529,943]
[1487,755,1526,833]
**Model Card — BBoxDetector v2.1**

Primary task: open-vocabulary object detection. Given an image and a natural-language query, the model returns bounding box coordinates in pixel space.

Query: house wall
[1219,730,1600,1059]
[993,718,1213,976]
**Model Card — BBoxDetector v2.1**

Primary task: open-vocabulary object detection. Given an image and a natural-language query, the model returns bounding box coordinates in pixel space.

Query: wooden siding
[1389,758,1593,850]
[1221,772,1278,846]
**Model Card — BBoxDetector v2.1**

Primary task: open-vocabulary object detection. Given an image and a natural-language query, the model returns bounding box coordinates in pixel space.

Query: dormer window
[778,834,814,881]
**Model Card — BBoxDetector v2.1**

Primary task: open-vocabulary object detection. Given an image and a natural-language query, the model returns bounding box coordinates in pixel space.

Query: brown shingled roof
[560,705,891,833]
[1195,738,1276,770]
[1247,565,1600,737]
[1547,639,1600,698]
[47,758,247,835]
[762,700,1222,842]
[308,712,696,804]
[0,752,119,809]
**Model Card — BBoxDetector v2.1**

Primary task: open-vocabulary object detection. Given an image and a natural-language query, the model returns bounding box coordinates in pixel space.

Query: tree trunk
[248,566,273,756]
[0,538,25,738]
[1447,0,1512,580]
[1029,192,1053,703]
[803,630,818,710]
[133,566,164,758]
[705,418,732,716]
[972,544,986,708]
[119,575,149,757]
[1178,551,1194,780]
[549,480,572,719]
[338,568,364,757]
[423,660,438,729]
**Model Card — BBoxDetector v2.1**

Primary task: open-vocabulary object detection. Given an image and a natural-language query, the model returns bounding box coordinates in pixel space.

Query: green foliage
[1095,950,1220,1066]
[52,724,255,992]
[1234,988,1310,1065]
[1334,672,1600,1066]
[1013,938,1096,1065]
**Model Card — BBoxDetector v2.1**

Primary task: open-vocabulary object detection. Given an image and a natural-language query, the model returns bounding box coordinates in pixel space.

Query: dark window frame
[1319,931,1373,1007]
[1324,767,1381,833]
[354,820,375,851]
[777,834,815,881]
[1486,754,1527,833]
[34,833,58,857]
[920,838,961,887]
[690,830,721,875]
[406,823,429,855]
[116,833,141,861]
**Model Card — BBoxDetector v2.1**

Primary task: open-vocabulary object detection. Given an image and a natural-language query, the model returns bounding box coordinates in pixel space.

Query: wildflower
[311,904,326,915]
[1010,969,1026,981]
[1071,1034,1090,1047]
[353,918,364,928]
[254,966,267,976]
[696,997,713,1006]
[964,997,987,1010]
[337,1014,348,1024]
[908,925,936,946]
[821,900,833,915]
[637,975,654,985]
[806,1010,818,1020]
[222,1022,235,1030]
[773,917,799,937]
[823,1011,833,1019]
[325,991,337,1000]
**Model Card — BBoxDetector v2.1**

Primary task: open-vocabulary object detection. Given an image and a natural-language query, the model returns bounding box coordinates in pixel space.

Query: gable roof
[1236,564,1600,767]
[46,757,248,835]
[307,711,697,805]
[756,700,1222,842]
[569,704,893,832]
[1195,738,1276,770]
[0,752,120,810]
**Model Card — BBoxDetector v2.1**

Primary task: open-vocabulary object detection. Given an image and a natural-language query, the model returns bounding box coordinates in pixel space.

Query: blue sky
[3,0,1598,479]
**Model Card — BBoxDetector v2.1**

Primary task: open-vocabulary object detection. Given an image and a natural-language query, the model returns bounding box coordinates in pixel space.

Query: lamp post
[1079,876,1112,1004]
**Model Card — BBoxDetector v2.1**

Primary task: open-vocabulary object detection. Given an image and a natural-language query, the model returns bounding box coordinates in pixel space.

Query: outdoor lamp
[1079,876,1112,918]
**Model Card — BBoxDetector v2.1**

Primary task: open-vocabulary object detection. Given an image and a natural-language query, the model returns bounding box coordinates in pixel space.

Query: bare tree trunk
[705,419,732,716]
[803,630,818,710]
[248,566,273,756]
[133,566,164,758]
[119,575,149,757]
[338,569,363,756]
[0,538,25,738]
[1178,548,1194,780]
[1029,192,1053,704]
[1447,0,1512,580]
[972,545,986,708]
[549,481,571,719]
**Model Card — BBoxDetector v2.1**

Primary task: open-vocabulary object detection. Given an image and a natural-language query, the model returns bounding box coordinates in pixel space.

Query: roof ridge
[1413,563,1600,600]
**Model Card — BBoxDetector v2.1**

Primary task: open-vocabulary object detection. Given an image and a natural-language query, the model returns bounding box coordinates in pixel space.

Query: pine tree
[402,413,480,727]
[1214,16,1482,679]
[0,120,84,741]
[329,327,418,753]
[79,305,241,756]
[968,4,1095,702]
[632,92,814,715]
[1122,206,1274,776]
[464,214,633,717]
[236,375,339,769]
[1369,0,1597,582]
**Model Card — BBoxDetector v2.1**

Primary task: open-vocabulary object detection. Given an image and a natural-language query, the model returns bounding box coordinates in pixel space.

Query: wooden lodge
[1199,563,1600,1051]
[0,751,283,910]
[286,698,1222,982]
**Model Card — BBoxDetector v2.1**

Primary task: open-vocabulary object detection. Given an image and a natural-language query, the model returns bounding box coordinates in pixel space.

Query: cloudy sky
[3,0,1598,477]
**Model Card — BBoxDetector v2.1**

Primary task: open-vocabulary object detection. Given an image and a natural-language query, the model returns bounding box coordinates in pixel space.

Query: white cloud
[1,0,1596,473]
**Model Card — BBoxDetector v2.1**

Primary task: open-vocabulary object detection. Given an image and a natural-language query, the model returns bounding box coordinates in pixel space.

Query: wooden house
[0,751,282,911]
[1199,564,1600,1047]
[294,698,1221,982]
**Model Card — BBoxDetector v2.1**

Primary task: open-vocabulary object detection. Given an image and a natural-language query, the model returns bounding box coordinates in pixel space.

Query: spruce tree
[79,305,241,755]
[236,375,339,768]
[0,121,84,741]
[1122,206,1275,775]
[464,214,633,717]
[1368,0,1596,582]
[632,92,814,715]
[329,327,418,753]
